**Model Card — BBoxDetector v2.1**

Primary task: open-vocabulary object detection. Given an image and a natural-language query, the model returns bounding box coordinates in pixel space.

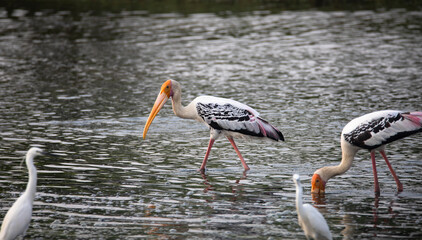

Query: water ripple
[0,8,421,239]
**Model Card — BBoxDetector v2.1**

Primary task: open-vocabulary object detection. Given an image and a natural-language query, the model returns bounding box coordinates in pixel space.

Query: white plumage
[192,95,260,116]
[0,147,45,240]
[293,174,332,240]
[342,110,422,149]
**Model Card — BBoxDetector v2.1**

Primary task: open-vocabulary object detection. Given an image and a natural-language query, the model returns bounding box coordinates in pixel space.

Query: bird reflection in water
[143,205,185,238]
[372,194,399,230]
[311,192,400,239]
[200,170,248,202]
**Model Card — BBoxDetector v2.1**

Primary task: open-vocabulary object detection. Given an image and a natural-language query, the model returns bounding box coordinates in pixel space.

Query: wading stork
[312,110,422,194]
[142,79,284,172]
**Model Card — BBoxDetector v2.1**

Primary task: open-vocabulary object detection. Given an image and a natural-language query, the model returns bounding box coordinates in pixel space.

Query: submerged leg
[227,137,250,171]
[379,150,403,192]
[370,151,380,194]
[199,138,215,172]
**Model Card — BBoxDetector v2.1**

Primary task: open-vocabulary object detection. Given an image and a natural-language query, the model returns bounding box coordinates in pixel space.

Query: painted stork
[142,79,284,172]
[293,174,332,240]
[0,148,49,240]
[311,110,422,194]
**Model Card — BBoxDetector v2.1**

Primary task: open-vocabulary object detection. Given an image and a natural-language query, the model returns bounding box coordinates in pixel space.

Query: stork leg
[379,150,403,192]
[370,151,380,194]
[227,136,250,171]
[199,138,215,172]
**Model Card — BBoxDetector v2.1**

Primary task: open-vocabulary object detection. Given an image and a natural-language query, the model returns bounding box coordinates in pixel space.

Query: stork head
[142,79,174,139]
[311,171,326,194]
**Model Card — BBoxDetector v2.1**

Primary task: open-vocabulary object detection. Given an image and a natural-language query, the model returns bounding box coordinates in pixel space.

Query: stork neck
[25,157,37,199]
[320,140,358,181]
[171,89,196,119]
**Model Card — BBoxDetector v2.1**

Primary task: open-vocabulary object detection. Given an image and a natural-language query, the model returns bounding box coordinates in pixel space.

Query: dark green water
[0,1,422,239]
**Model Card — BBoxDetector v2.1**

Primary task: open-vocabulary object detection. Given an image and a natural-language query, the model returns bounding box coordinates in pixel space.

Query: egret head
[27,147,45,158]
[20,147,49,166]
[292,174,300,184]
[142,79,174,139]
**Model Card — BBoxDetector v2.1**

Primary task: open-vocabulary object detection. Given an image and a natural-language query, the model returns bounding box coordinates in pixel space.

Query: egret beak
[20,150,57,167]
[142,80,172,139]
[41,151,58,157]
[311,173,326,194]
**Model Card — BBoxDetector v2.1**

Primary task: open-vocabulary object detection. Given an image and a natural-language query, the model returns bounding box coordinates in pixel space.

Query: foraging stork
[142,79,284,172]
[293,174,332,240]
[0,147,49,240]
[312,110,422,194]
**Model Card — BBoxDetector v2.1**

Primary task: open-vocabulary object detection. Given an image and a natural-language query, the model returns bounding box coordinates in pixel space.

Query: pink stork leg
[370,151,381,194]
[379,150,403,192]
[227,137,250,171]
[199,138,215,172]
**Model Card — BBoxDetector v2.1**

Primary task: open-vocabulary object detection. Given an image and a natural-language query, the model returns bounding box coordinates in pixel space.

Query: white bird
[312,110,422,194]
[0,147,48,240]
[293,174,332,240]
[142,79,284,172]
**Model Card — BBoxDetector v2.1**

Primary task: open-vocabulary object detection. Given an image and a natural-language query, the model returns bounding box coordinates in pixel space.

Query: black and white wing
[342,110,422,150]
[194,96,284,141]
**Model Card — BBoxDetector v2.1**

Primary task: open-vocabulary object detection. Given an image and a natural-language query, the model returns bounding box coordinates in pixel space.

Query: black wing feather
[196,102,284,141]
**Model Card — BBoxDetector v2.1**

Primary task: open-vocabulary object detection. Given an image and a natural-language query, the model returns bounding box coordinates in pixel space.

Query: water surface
[0,4,422,239]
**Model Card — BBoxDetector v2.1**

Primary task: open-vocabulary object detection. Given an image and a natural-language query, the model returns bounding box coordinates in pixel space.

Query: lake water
[0,3,422,239]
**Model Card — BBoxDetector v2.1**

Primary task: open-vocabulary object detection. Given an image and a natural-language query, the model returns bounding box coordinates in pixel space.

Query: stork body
[143,80,284,172]
[0,147,46,240]
[293,174,332,240]
[312,110,422,194]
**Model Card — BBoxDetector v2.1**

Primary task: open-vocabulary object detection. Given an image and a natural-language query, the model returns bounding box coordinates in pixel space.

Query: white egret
[293,174,332,240]
[0,147,49,240]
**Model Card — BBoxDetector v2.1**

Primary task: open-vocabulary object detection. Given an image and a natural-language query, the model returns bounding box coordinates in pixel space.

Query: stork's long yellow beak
[142,80,172,139]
